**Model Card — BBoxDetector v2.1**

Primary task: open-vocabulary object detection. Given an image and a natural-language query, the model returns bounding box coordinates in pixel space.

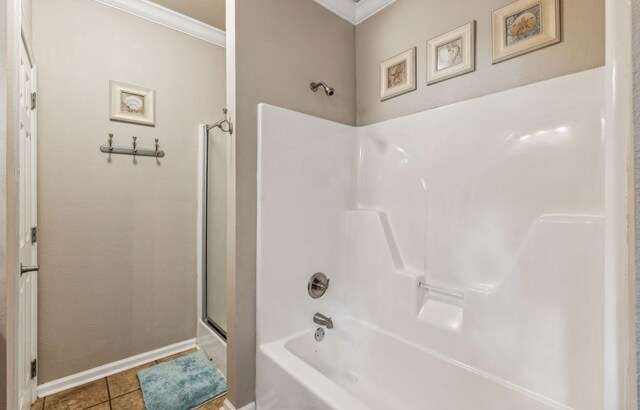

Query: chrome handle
[20,263,39,276]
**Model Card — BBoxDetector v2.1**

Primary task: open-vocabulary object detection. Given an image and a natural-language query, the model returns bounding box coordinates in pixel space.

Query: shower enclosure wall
[256,65,629,409]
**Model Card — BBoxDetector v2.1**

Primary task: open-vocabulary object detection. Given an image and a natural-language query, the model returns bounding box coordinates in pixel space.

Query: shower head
[310,82,335,97]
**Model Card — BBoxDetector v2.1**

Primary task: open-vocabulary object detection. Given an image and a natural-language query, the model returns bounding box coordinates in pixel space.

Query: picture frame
[491,0,561,64]
[427,21,476,85]
[380,47,417,101]
[110,81,156,126]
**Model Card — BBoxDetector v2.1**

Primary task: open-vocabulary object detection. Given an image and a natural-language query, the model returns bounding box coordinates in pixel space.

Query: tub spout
[313,313,334,329]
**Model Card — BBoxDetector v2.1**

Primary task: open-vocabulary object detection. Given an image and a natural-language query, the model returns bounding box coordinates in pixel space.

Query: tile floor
[31,348,227,410]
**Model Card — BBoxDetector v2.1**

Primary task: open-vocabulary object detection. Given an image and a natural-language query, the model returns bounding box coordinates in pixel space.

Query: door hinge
[30,359,37,379]
[31,92,37,110]
[31,226,37,243]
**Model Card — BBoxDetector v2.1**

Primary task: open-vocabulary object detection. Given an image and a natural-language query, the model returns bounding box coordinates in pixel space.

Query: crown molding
[355,0,396,24]
[92,0,226,47]
[313,0,396,25]
[313,0,357,24]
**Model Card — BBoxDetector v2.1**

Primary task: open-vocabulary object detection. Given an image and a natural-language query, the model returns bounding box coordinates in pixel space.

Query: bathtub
[258,318,570,410]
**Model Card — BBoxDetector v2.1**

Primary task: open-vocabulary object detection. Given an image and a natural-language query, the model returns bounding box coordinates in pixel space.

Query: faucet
[313,313,333,329]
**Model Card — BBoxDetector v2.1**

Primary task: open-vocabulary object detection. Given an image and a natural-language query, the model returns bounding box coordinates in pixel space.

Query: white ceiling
[314,0,396,25]
[149,0,225,30]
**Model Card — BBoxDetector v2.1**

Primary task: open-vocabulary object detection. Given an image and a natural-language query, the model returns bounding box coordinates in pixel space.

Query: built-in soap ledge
[416,277,464,332]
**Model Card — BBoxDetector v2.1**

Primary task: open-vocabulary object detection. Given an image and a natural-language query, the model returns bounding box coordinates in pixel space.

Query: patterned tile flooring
[31,349,227,410]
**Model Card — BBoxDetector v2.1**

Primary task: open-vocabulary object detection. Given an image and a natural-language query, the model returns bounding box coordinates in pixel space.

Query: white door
[17,36,38,410]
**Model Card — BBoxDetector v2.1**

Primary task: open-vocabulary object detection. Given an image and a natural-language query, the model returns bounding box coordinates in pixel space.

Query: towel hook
[132,136,137,155]
[108,133,114,152]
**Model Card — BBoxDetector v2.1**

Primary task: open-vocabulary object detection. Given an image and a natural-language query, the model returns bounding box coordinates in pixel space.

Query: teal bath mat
[138,350,227,410]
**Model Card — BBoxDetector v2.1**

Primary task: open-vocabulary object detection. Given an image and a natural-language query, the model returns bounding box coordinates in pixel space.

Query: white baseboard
[37,338,197,398]
[223,399,256,410]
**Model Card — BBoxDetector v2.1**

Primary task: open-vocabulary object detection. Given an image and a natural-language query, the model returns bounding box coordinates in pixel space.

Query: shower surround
[256,68,605,409]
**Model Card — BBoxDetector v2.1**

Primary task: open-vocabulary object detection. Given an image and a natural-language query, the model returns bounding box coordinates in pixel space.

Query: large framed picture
[110,81,156,126]
[491,0,560,64]
[380,47,417,101]
[427,21,476,85]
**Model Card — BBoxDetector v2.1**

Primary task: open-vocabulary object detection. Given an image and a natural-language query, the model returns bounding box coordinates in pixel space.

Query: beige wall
[33,0,226,383]
[634,0,640,403]
[356,0,605,125]
[231,0,355,406]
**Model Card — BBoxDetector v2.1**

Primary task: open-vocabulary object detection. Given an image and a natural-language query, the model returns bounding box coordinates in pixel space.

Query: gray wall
[231,0,355,406]
[634,0,640,403]
[33,0,226,382]
[355,0,605,125]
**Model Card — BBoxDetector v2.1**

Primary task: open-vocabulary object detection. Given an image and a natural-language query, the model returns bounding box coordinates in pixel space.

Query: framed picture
[427,21,476,85]
[380,47,417,101]
[110,81,156,126]
[491,0,560,64]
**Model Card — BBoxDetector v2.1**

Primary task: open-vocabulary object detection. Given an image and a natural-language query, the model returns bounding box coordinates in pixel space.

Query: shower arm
[310,82,335,97]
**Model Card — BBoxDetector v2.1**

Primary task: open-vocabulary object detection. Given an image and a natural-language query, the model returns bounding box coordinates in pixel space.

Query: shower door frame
[201,125,227,340]
[196,124,230,377]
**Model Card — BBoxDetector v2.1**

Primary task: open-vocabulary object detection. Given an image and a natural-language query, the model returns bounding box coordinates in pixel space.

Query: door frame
[7,2,37,408]
[16,10,38,409]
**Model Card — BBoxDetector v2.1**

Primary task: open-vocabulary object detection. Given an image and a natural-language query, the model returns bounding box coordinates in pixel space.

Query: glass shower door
[204,127,228,339]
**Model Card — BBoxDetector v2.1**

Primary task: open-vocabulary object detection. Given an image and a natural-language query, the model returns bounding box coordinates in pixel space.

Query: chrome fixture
[315,327,325,342]
[20,263,39,276]
[310,82,335,97]
[308,272,330,299]
[313,313,334,329]
[100,134,165,158]
[206,108,233,135]
[417,281,464,299]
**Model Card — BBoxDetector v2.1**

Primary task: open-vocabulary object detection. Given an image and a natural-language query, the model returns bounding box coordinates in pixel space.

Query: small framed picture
[427,21,476,85]
[492,0,560,64]
[110,81,156,126]
[380,47,417,101]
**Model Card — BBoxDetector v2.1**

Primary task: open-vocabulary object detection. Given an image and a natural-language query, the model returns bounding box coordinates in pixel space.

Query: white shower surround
[256,68,612,410]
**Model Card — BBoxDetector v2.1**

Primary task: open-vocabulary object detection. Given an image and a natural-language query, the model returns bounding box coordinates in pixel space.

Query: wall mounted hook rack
[100,134,165,158]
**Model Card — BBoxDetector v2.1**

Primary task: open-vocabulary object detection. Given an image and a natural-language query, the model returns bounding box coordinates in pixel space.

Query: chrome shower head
[310,82,335,97]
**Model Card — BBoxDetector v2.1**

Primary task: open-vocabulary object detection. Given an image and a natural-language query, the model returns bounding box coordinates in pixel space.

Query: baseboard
[37,338,197,398]
[223,399,256,410]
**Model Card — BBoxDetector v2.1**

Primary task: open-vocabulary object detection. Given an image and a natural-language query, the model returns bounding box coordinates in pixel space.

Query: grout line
[106,377,111,401]
[81,398,111,410]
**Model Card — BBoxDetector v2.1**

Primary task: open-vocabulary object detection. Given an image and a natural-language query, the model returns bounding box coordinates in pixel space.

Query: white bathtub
[259,318,569,410]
